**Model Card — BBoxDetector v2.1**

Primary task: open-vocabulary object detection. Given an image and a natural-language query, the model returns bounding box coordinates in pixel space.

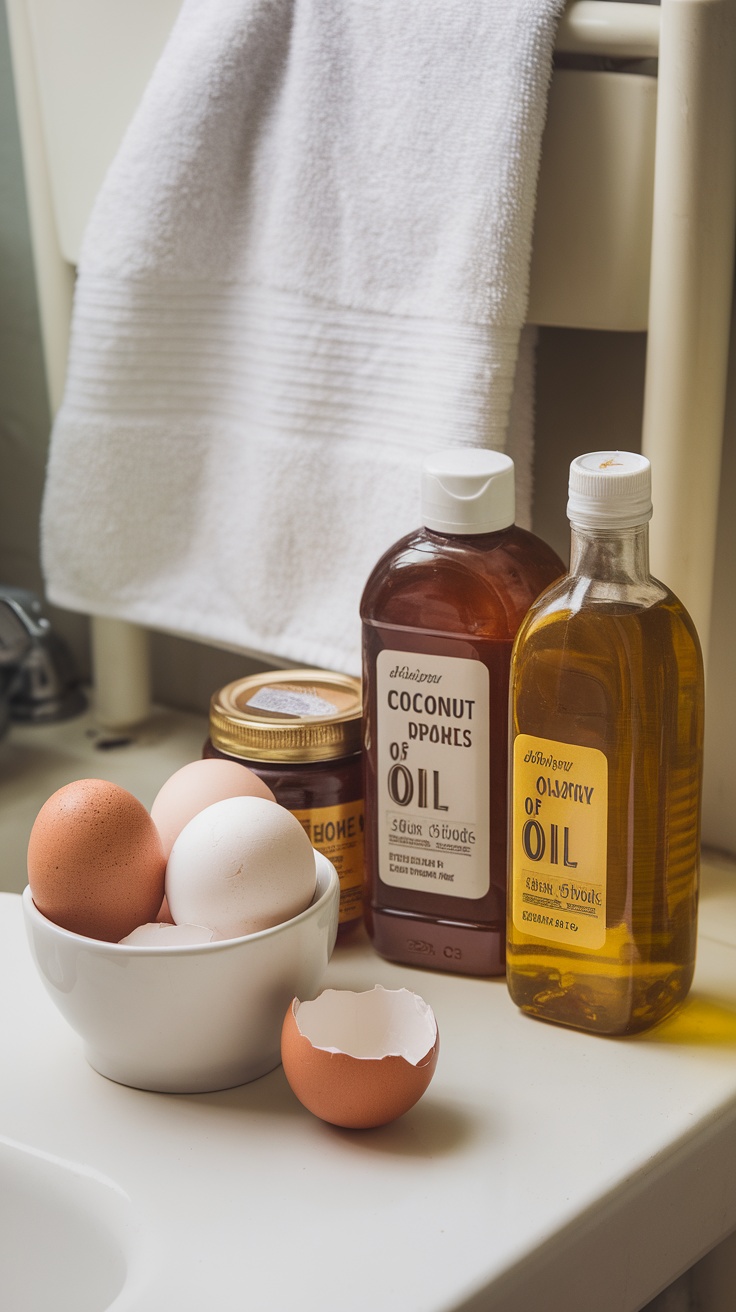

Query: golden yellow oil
[507,589,703,1036]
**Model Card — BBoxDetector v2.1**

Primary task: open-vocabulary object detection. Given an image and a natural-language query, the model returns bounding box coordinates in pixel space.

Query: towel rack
[6,0,736,726]
[538,0,736,692]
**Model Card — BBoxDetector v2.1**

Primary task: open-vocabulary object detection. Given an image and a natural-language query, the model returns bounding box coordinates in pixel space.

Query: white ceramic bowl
[22,852,339,1094]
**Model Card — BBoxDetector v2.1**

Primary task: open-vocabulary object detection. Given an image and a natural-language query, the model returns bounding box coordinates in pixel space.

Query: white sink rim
[0,1134,150,1312]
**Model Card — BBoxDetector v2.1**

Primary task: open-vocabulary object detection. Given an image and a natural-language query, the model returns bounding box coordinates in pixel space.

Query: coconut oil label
[512,734,608,949]
[376,651,490,899]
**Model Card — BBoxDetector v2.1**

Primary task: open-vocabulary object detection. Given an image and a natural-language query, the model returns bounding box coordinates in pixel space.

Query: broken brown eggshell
[281,985,439,1129]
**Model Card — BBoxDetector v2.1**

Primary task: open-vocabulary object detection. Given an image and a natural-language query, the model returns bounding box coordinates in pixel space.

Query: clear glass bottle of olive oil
[507,451,704,1035]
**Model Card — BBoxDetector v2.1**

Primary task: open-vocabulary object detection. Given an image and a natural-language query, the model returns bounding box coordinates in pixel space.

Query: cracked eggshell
[151,758,276,860]
[165,794,317,938]
[118,922,222,946]
[280,986,439,1129]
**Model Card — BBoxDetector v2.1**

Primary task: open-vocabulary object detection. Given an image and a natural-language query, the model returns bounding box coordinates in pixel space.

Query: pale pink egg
[151,758,276,860]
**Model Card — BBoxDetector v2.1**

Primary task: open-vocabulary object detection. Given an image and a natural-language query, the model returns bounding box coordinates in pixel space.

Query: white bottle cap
[421,448,515,534]
[567,451,652,528]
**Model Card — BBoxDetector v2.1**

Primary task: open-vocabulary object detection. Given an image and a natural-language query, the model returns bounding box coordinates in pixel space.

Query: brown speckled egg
[281,987,439,1129]
[27,778,166,942]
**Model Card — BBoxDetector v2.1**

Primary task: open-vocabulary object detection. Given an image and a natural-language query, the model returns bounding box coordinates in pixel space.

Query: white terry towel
[42,0,566,675]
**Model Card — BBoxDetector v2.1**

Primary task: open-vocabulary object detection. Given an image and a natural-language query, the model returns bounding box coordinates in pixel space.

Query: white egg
[165,796,317,938]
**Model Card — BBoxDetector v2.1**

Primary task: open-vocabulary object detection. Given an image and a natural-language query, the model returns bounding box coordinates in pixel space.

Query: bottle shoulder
[361,525,564,638]
[514,574,703,665]
[518,569,697,622]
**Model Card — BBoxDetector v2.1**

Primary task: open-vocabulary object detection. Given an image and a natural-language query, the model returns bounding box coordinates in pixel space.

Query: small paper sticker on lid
[246,687,338,719]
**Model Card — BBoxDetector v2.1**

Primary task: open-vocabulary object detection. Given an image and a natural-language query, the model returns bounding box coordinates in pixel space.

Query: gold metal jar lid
[209,669,363,763]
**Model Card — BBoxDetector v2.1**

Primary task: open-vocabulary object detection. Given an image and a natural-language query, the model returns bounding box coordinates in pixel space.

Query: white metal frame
[6,0,736,725]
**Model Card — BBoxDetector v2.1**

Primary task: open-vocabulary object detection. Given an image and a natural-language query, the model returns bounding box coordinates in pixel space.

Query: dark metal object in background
[0,588,86,735]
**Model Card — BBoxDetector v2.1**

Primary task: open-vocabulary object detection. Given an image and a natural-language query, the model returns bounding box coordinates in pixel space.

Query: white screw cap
[567,451,652,528]
[422,448,515,534]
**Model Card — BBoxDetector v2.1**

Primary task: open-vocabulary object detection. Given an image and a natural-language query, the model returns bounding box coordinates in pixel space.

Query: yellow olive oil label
[512,734,608,949]
[292,799,364,923]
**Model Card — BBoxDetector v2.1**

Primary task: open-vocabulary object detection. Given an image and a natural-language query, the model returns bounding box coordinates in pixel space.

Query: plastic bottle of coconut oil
[507,451,704,1035]
[360,448,563,977]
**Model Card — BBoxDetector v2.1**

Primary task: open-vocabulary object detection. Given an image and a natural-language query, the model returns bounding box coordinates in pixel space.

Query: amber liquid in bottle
[362,524,563,976]
[507,523,704,1034]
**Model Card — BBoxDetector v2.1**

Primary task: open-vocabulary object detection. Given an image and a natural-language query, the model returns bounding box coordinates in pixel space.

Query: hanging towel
[42,0,566,675]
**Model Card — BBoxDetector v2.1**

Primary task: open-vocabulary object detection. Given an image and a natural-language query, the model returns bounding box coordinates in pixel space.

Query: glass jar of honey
[204,669,364,933]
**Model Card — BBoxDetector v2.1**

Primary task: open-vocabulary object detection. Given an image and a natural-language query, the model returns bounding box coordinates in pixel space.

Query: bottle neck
[568,521,651,585]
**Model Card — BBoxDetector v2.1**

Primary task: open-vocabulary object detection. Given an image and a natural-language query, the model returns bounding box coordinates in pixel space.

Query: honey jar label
[375,651,490,899]
[291,799,364,923]
[511,734,608,949]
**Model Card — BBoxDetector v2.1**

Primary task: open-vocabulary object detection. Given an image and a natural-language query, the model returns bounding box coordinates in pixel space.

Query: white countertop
[2,711,736,1311]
